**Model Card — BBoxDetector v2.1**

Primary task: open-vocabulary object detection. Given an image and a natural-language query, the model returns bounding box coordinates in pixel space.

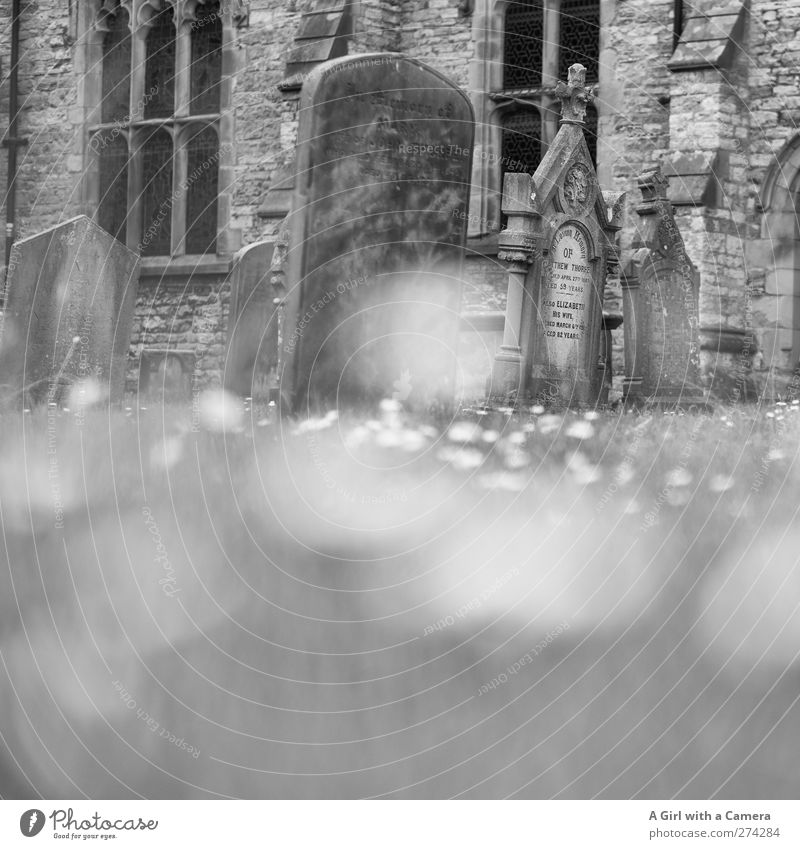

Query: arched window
[89,0,226,257]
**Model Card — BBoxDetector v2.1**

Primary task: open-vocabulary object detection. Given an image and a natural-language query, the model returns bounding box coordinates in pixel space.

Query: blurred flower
[507,431,527,446]
[615,462,635,485]
[477,471,527,492]
[537,414,562,435]
[572,463,601,485]
[530,405,545,415]
[584,410,600,421]
[198,389,244,433]
[447,421,483,444]
[150,435,183,470]
[504,449,531,469]
[481,429,500,444]
[666,468,692,487]
[708,473,735,492]
[565,420,595,440]
[67,377,106,412]
[399,430,428,452]
[437,445,484,470]
[566,451,600,483]
[666,489,691,507]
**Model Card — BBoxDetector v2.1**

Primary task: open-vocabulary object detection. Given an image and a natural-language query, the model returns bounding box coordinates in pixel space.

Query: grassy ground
[0,396,798,798]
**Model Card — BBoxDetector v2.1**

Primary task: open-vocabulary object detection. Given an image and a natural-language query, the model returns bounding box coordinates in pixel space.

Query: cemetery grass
[1,399,799,798]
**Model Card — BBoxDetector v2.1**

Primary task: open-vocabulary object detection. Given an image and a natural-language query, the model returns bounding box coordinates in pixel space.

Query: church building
[0,0,797,399]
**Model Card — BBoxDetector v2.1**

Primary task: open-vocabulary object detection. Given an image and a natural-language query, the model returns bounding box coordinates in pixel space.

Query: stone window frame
[752,133,800,369]
[468,0,600,238]
[79,0,238,262]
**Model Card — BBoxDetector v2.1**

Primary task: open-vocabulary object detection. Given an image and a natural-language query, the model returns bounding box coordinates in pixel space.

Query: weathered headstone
[492,65,623,407]
[281,53,474,409]
[0,216,139,406]
[223,238,280,400]
[622,166,704,406]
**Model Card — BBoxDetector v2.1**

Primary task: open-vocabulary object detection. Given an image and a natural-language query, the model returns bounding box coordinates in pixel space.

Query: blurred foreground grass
[0,397,798,798]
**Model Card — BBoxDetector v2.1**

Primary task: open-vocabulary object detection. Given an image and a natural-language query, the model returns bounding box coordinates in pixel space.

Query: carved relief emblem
[563,162,592,210]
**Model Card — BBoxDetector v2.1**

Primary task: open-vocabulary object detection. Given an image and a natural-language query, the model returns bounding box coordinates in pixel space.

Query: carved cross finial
[638,165,669,203]
[554,63,595,125]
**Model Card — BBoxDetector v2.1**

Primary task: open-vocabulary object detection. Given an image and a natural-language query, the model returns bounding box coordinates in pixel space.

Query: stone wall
[128,272,231,394]
[0,0,84,246]
[2,0,800,401]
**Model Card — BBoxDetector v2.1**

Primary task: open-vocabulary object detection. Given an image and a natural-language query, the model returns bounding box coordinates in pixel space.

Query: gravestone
[281,53,474,409]
[0,216,139,406]
[492,65,623,407]
[223,238,281,400]
[622,166,705,406]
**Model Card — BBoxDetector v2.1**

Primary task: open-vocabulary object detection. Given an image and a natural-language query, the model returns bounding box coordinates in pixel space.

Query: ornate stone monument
[492,64,624,407]
[280,53,474,410]
[622,166,705,407]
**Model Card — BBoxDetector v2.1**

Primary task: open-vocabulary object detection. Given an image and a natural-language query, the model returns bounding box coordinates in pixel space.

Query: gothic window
[191,3,223,114]
[474,0,599,234]
[100,6,131,123]
[584,101,598,166]
[89,0,227,257]
[501,108,541,176]
[185,124,219,254]
[143,5,176,119]
[558,0,600,83]
[503,0,544,90]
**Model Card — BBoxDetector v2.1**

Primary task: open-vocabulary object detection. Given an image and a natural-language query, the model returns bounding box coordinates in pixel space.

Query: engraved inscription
[541,223,593,370]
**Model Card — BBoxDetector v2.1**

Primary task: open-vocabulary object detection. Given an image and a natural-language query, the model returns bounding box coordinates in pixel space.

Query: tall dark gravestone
[223,238,280,400]
[0,216,139,406]
[622,167,704,406]
[492,65,623,407]
[281,53,474,409]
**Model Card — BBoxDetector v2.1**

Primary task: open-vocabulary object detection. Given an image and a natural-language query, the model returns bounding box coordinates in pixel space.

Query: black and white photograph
[0,0,798,840]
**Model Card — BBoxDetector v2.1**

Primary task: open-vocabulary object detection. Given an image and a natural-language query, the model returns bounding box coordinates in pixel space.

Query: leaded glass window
[100,7,131,123]
[90,1,225,256]
[584,102,598,167]
[97,133,129,243]
[141,128,174,256]
[191,1,223,115]
[502,109,541,175]
[558,0,600,83]
[503,0,544,89]
[144,6,176,119]
[185,125,219,254]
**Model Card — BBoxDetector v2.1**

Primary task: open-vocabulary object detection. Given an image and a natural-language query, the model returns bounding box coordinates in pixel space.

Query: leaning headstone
[492,65,623,408]
[223,238,280,400]
[281,53,474,409]
[622,166,705,406]
[0,216,139,406]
